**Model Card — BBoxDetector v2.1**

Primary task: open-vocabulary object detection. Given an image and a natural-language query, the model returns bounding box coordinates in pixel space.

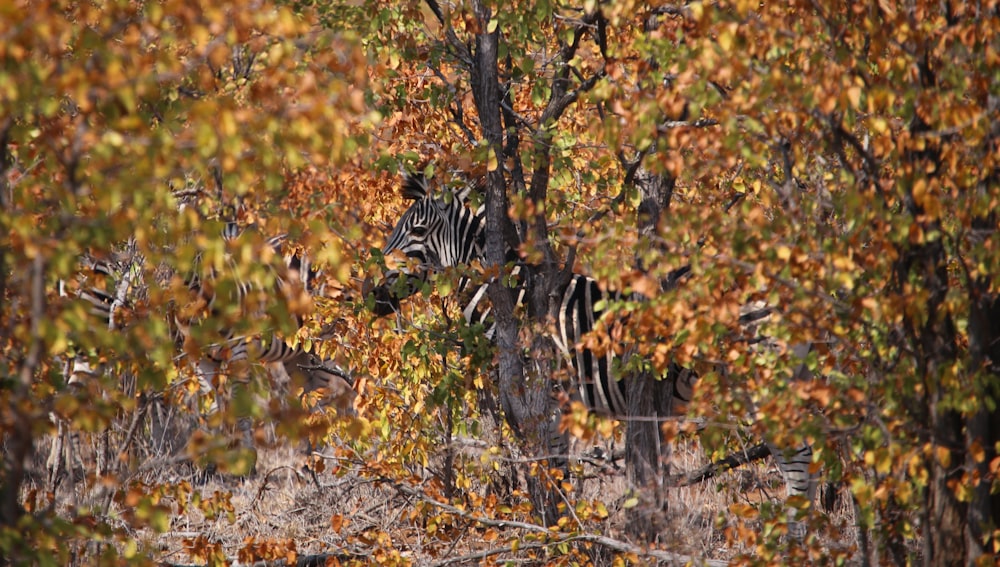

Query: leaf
[486,146,499,172]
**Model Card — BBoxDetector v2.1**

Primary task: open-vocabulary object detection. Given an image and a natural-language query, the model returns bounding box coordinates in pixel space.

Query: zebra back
[174,222,322,365]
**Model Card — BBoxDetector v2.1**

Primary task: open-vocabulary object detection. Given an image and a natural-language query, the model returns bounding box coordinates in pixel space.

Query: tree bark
[624,165,677,539]
[468,0,562,525]
[965,237,1000,561]
[894,113,972,565]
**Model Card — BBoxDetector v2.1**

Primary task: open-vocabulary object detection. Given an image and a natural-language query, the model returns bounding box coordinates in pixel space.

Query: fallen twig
[665,442,771,487]
[389,480,728,566]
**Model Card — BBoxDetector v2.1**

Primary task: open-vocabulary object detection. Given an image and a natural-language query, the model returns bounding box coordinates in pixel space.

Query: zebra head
[366,174,483,316]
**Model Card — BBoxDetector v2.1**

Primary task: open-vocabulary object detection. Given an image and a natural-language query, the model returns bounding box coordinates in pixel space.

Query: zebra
[366,173,818,537]
[174,222,355,416]
[68,223,355,417]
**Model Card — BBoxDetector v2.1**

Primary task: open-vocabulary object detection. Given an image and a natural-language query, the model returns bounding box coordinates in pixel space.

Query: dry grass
[26,378,865,566]
[61,424,856,566]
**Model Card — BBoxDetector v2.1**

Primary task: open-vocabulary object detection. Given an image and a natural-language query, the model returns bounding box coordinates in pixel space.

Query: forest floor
[100,433,860,566]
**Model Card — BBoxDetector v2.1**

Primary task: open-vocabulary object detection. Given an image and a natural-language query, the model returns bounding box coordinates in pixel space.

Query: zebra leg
[226,356,259,478]
[186,356,257,477]
[192,357,222,416]
[769,442,818,540]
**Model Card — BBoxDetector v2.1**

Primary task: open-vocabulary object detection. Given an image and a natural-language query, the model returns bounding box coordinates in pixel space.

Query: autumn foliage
[1,0,998,565]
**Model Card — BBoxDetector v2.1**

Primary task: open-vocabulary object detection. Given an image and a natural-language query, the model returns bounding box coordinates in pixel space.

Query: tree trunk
[624,166,676,539]
[895,112,972,564]
[469,0,562,525]
[965,265,1000,562]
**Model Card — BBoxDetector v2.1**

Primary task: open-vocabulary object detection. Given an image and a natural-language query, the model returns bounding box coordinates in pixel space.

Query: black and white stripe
[69,223,350,396]
[368,174,689,417]
[369,173,818,532]
[368,175,484,317]
[178,222,322,366]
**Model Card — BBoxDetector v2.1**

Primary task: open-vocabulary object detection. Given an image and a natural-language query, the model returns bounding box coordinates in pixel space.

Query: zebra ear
[401,174,430,201]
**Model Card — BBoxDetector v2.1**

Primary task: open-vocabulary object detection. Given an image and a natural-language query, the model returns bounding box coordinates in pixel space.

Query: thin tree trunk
[468,0,562,525]
[624,166,676,539]
[965,265,1000,562]
[895,111,970,565]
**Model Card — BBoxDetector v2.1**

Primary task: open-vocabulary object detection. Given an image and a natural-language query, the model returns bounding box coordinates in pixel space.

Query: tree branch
[538,69,606,125]
[424,0,473,66]
[664,442,772,487]
[390,481,728,566]
[656,117,719,133]
[426,62,477,144]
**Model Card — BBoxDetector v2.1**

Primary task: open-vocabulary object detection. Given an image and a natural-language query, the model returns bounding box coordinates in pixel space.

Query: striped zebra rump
[53,225,354,483]
[60,254,144,380]
[176,224,353,410]
[556,275,628,416]
[738,301,820,537]
[459,263,527,341]
[553,274,701,421]
[177,223,315,363]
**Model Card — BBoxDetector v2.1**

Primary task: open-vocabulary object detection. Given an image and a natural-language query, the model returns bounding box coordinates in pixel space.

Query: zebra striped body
[70,223,353,413]
[370,175,485,317]
[369,173,817,535]
[177,222,321,367]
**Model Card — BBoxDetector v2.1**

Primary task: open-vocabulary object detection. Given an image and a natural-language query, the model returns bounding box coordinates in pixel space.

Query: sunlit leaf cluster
[3,0,998,564]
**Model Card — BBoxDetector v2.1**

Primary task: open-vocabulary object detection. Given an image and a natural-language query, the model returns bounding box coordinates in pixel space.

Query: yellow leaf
[486,146,499,171]
[729,503,757,518]
[935,445,951,468]
[689,2,704,21]
[846,85,862,109]
[876,450,892,475]
[912,178,928,203]
[331,514,345,533]
[630,274,659,298]
[990,456,1000,475]
[718,27,734,52]
[970,440,985,463]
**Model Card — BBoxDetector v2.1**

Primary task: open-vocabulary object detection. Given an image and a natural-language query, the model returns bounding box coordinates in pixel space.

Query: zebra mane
[401,173,431,201]
[401,172,478,206]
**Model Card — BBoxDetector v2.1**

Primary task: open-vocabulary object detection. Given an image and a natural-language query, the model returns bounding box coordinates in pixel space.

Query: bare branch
[649,5,692,17]
[620,145,653,188]
[665,442,772,487]
[424,0,473,66]
[431,541,552,567]
[499,98,534,131]
[538,69,606,125]
[656,117,719,133]
[426,62,477,144]
[390,481,729,566]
